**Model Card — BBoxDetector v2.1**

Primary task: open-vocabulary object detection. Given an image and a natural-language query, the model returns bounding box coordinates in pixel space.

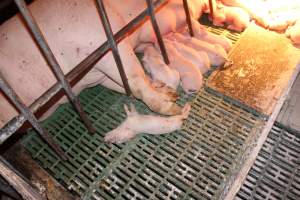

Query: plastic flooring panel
[236,124,300,200]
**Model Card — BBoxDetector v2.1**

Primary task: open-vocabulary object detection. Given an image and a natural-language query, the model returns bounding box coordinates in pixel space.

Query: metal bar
[0,72,67,161]
[208,0,215,20]
[183,0,194,36]
[0,0,169,144]
[13,0,96,134]
[146,0,170,64]
[94,0,132,96]
[0,156,46,200]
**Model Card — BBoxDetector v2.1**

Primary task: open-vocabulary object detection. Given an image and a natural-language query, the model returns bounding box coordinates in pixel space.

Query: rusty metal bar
[0,156,46,200]
[94,0,132,96]
[208,0,215,20]
[13,0,96,134]
[0,72,67,161]
[0,0,168,144]
[146,0,170,64]
[183,0,194,36]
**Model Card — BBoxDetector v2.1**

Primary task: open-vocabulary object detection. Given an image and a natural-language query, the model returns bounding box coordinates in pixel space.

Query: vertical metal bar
[0,72,67,161]
[145,0,170,65]
[208,0,215,20]
[183,0,194,37]
[13,0,96,134]
[94,0,132,97]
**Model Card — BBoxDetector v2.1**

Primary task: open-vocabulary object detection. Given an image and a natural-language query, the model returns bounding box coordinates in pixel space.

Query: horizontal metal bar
[95,0,132,96]
[0,0,169,144]
[14,0,96,134]
[146,0,170,64]
[0,72,67,160]
[183,0,194,37]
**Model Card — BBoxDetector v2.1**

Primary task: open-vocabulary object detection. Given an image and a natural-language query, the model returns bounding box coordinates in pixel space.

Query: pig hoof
[104,128,137,144]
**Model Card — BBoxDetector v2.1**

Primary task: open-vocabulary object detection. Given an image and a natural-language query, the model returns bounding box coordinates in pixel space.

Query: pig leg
[150,80,178,101]
[172,33,228,66]
[98,39,181,115]
[171,40,211,74]
[104,103,191,144]
[142,45,180,89]
[187,19,232,52]
[157,39,203,93]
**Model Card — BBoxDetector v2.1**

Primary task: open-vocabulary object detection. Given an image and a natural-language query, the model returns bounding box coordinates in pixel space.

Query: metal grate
[21,85,265,199]
[236,124,300,200]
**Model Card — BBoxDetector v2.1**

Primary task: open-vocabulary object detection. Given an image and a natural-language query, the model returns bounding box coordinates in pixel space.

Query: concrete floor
[277,72,300,132]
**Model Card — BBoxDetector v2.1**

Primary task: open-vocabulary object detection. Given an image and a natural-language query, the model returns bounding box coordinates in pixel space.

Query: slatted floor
[236,123,300,200]
[21,83,266,200]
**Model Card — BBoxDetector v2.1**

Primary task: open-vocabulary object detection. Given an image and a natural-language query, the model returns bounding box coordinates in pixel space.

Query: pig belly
[1,0,116,128]
[0,0,182,129]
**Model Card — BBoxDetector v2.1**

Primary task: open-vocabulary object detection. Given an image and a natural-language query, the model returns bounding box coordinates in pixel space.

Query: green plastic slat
[22,84,265,199]
[236,124,300,200]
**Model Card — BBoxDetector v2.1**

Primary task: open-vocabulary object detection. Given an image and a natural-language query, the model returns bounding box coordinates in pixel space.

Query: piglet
[104,103,191,144]
[157,39,203,94]
[213,3,250,32]
[181,19,232,52]
[143,45,180,89]
[286,19,300,45]
[171,40,211,74]
[173,33,228,66]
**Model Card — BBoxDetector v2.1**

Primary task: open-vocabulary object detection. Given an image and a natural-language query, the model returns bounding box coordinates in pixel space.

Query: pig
[187,18,233,52]
[219,0,300,32]
[104,103,191,144]
[109,0,212,47]
[168,39,211,74]
[212,2,250,32]
[142,45,180,89]
[0,0,183,129]
[286,19,300,45]
[157,39,203,94]
[172,32,228,66]
[0,0,229,130]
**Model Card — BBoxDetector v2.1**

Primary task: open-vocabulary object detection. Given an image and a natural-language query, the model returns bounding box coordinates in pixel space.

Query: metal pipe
[0,0,169,144]
[183,0,194,36]
[208,0,215,20]
[146,0,170,65]
[0,72,67,161]
[13,0,96,134]
[94,0,132,96]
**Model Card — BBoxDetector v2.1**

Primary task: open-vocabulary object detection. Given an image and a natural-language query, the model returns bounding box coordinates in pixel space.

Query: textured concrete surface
[207,23,300,116]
